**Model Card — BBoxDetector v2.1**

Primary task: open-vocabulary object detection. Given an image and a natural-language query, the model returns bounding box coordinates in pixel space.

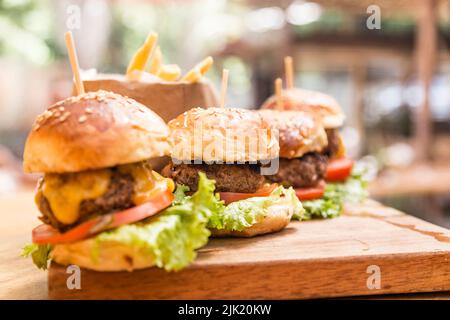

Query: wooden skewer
[275,78,283,109]
[219,69,229,108]
[65,31,85,95]
[284,56,294,90]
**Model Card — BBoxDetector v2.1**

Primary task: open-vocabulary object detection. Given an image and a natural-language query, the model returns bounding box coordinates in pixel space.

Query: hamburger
[22,90,220,271]
[258,110,328,197]
[261,89,368,219]
[162,107,303,237]
[261,88,345,157]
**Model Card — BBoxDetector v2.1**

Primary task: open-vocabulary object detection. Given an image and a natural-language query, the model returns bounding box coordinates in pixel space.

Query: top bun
[258,110,328,159]
[261,88,345,128]
[23,90,170,173]
[168,107,279,162]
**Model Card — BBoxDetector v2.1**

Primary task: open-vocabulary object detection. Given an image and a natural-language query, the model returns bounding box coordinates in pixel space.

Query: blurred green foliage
[292,10,346,35]
[292,8,416,36]
[0,0,62,65]
[105,1,205,73]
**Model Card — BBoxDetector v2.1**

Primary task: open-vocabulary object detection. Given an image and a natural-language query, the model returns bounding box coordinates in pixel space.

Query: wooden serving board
[48,200,450,299]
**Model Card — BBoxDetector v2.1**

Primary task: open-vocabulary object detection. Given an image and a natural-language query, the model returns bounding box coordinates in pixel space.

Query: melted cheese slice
[41,169,111,225]
[118,161,174,205]
[39,161,175,226]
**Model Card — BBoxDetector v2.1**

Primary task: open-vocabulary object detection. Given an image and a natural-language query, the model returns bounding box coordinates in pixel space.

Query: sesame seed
[78,115,87,123]
[59,111,70,122]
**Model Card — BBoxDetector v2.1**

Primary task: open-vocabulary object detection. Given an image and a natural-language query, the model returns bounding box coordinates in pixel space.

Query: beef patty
[324,129,340,157]
[266,153,327,188]
[162,162,266,193]
[38,169,134,232]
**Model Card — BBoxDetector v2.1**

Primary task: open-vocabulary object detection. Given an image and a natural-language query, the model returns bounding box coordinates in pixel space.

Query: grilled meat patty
[162,162,266,193]
[324,128,340,157]
[266,153,327,188]
[38,170,134,232]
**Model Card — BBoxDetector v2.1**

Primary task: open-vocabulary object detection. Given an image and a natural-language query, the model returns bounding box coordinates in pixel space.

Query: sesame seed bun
[210,202,293,238]
[258,110,328,159]
[23,90,170,173]
[261,88,345,129]
[168,107,279,162]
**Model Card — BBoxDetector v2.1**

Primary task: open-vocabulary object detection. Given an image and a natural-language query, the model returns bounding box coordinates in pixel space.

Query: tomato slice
[295,181,325,201]
[219,184,277,205]
[32,189,174,245]
[325,157,353,182]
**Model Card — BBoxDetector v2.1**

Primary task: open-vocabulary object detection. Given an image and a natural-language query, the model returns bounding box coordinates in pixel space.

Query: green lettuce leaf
[173,184,190,205]
[23,173,221,272]
[208,186,303,231]
[298,186,343,220]
[293,163,369,220]
[21,243,53,270]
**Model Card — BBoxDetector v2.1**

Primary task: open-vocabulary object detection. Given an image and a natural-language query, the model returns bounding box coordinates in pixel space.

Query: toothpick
[275,78,283,109]
[64,31,85,95]
[284,56,294,90]
[219,69,229,108]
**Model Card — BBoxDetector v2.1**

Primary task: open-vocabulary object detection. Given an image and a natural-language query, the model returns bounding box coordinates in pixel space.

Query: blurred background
[1,0,449,227]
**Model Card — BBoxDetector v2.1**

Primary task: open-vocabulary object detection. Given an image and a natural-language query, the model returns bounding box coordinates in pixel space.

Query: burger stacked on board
[163,107,304,237]
[260,63,368,219]
[258,109,329,200]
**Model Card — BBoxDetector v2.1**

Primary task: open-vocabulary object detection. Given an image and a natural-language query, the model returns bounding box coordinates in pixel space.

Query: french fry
[198,56,213,74]
[126,32,158,78]
[181,56,213,83]
[149,46,162,75]
[181,68,202,83]
[158,64,181,81]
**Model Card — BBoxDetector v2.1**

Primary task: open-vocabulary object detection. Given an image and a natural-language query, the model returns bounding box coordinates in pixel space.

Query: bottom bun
[210,203,293,238]
[51,238,155,272]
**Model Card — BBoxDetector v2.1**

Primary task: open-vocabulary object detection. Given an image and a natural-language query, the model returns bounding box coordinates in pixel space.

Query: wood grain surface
[46,200,450,299]
[0,192,48,299]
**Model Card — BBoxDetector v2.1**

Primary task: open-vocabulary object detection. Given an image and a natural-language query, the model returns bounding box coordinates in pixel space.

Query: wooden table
[369,163,450,197]
[1,191,449,299]
[0,191,47,299]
